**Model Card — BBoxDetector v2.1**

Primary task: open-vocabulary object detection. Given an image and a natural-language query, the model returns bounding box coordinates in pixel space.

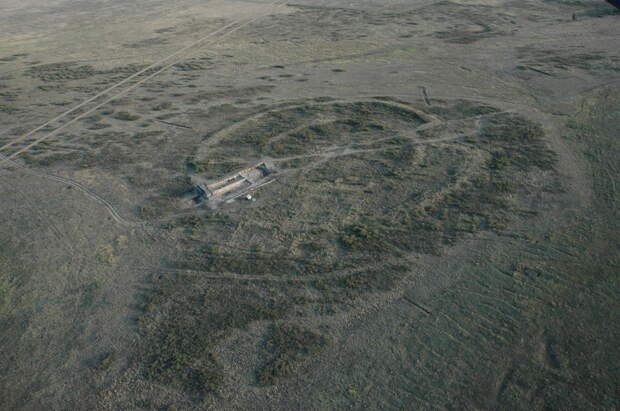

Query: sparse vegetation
[113,111,141,121]
[25,63,97,82]
[138,276,291,396]
[152,101,173,111]
[257,325,328,385]
[95,351,116,370]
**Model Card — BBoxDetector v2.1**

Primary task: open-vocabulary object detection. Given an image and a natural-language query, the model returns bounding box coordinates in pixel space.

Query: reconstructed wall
[210,178,250,197]
[205,162,270,199]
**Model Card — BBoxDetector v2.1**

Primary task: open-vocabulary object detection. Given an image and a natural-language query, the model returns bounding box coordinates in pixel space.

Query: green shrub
[113,111,141,121]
